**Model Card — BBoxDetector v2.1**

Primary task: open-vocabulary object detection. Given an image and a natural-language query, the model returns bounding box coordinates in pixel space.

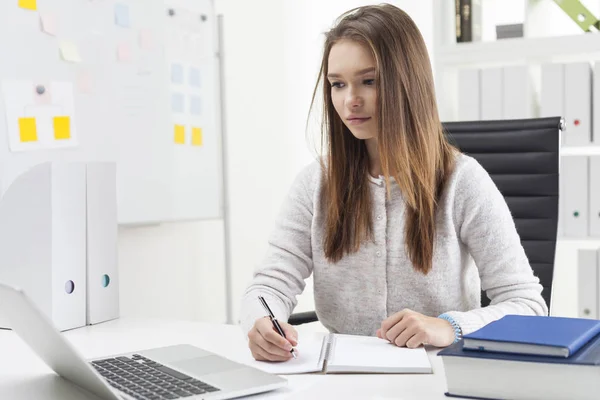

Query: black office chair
[288,117,562,325]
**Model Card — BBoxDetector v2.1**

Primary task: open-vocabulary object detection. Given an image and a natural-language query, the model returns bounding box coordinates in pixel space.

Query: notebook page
[239,332,327,374]
[326,334,432,373]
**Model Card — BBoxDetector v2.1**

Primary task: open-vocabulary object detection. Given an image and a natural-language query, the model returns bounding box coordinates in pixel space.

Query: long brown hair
[310,4,456,274]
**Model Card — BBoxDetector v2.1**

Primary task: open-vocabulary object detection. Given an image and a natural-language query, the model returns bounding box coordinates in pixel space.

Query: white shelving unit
[432,2,600,123]
[431,2,600,319]
[437,33,600,67]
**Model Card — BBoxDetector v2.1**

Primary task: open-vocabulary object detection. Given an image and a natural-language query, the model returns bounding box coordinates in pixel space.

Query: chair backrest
[442,117,562,310]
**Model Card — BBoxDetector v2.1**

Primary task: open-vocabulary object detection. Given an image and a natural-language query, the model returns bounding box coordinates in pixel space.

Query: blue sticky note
[171,63,184,84]
[190,96,202,115]
[114,3,130,28]
[189,67,201,87]
[171,93,184,113]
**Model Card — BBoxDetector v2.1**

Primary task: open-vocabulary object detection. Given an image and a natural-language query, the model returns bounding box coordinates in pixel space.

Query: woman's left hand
[376,309,455,348]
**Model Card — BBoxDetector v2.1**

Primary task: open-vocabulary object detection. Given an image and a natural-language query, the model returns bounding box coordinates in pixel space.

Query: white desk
[0,317,453,399]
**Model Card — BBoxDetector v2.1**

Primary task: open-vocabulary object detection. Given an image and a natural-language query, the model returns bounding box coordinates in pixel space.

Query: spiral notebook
[242,332,432,374]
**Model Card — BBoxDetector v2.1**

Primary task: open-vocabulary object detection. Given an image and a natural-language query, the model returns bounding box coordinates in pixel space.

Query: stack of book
[438,315,600,400]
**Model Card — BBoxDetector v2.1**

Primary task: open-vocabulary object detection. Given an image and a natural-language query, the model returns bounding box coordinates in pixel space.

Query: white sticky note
[1,80,78,152]
[40,13,57,36]
[189,67,201,87]
[115,3,130,28]
[59,42,82,63]
[171,93,184,113]
[171,64,184,84]
[190,96,201,115]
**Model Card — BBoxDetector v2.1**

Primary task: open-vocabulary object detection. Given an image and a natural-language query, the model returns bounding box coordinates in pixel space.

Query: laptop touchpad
[172,355,242,377]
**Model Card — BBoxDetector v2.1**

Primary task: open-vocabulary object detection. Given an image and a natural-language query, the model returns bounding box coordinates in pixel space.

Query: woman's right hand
[248,317,298,361]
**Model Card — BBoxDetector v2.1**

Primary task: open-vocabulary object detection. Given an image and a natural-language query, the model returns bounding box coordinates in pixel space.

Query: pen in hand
[258,296,297,359]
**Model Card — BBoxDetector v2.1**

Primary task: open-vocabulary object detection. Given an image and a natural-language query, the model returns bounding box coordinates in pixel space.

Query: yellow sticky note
[18,117,37,142]
[19,0,37,11]
[191,127,202,146]
[54,116,71,140]
[174,124,185,144]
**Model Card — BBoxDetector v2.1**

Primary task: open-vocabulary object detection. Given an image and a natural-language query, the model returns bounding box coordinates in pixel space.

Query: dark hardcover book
[455,0,461,43]
[459,0,472,42]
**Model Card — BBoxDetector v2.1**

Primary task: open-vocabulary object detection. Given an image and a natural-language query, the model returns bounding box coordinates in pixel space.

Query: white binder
[578,249,598,319]
[564,62,592,146]
[598,248,600,315]
[480,67,503,120]
[541,63,564,149]
[86,163,119,325]
[594,62,600,145]
[502,65,532,119]
[590,156,600,237]
[562,156,589,238]
[458,68,480,121]
[0,163,86,331]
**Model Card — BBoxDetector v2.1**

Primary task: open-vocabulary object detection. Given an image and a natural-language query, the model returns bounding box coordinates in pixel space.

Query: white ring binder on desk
[0,162,87,331]
[86,163,119,325]
[0,161,119,332]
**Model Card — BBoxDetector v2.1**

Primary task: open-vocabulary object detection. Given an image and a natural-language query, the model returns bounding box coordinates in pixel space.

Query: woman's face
[327,39,378,140]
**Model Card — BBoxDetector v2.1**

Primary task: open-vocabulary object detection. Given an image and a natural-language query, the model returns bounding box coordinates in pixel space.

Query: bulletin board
[0,0,223,225]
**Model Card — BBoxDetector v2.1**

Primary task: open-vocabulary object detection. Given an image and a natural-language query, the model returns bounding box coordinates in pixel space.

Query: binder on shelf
[540,63,564,141]
[480,67,502,120]
[458,68,480,120]
[562,156,589,238]
[502,65,532,119]
[0,163,87,331]
[598,248,600,316]
[564,62,592,146]
[578,249,598,319]
[86,163,119,325]
[590,156,600,237]
[594,62,600,145]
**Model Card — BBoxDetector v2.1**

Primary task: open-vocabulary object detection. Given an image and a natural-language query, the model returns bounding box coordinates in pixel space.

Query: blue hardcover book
[438,331,600,400]
[461,315,600,357]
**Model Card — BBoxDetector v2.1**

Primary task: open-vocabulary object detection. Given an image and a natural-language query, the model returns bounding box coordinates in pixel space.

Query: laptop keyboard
[91,354,221,399]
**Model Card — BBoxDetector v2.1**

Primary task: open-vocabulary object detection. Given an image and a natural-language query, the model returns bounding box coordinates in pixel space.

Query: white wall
[118,221,226,322]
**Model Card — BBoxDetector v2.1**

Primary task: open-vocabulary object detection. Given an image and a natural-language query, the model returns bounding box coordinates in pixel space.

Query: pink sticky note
[139,29,153,50]
[77,70,93,94]
[40,13,57,36]
[117,43,132,62]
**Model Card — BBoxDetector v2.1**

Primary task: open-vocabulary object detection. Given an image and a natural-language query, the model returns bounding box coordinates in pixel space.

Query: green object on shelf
[574,211,580,217]
[552,0,600,31]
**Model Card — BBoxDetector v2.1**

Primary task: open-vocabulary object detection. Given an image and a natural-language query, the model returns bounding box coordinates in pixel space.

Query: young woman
[240,4,547,362]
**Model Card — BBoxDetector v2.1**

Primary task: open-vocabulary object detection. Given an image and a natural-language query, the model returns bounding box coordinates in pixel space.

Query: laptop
[0,282,287,400]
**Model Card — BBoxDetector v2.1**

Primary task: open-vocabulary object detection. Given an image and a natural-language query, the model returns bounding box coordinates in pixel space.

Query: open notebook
[242,332,432,374]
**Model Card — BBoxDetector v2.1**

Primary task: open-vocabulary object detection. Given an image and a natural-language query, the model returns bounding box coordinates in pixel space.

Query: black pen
[258,296,297,359]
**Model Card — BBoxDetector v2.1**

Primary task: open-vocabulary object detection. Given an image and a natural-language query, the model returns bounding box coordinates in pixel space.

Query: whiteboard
[0,0,223,225]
